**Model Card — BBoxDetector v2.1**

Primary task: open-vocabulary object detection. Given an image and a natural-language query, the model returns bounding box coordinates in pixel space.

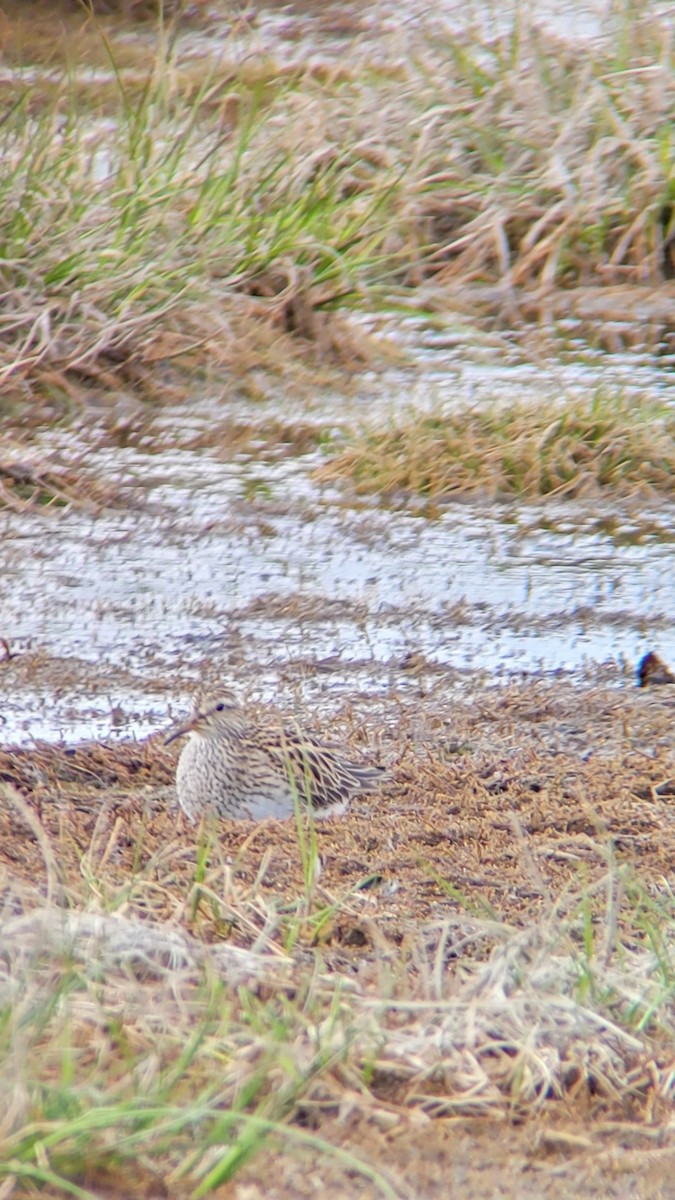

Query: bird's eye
[215,703,225,712]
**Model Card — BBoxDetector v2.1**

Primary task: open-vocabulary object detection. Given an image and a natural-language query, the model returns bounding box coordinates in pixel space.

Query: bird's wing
[265,729,382,807]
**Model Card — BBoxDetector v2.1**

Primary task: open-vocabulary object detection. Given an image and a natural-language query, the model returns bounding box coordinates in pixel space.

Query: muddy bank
[3,674,674,940]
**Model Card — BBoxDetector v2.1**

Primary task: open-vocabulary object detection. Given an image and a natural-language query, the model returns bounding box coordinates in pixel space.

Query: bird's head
[164,688,244,744]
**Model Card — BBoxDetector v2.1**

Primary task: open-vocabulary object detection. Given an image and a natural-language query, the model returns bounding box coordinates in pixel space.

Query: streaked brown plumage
[164,688,386,822]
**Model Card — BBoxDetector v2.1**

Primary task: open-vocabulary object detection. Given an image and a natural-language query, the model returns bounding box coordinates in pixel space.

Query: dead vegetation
[317,391,675,502]
[185,417,329,461]
[2,3,675,410]
[0,444,131,512]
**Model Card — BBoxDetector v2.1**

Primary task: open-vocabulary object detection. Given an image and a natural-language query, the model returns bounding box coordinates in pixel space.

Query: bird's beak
[164,712,199,745]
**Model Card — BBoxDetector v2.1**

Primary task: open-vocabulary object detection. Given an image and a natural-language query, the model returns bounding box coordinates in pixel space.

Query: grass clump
[4,1,675,410]
[0,445,130,512]
[185,417,331,461]
[316,391,675,502]
[399,9,675,310]
[0,36,410,409]
[1,872,675,1197]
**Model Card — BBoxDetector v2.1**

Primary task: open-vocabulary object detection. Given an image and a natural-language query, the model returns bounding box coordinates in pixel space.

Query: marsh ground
[2,671,675,1198]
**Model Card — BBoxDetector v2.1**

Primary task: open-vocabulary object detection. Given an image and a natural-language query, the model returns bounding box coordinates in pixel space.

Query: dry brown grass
[316,391,675,502]
[184,416,328,461]
[2,4,675,411]
[399,15,675,295]
[0,442,132,512]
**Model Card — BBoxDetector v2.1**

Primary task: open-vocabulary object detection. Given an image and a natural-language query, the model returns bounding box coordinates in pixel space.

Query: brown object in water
[636,651,675,688]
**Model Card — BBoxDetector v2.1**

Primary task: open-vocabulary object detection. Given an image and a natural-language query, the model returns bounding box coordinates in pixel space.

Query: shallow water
[1,352,674,746]
[0,0,673,746]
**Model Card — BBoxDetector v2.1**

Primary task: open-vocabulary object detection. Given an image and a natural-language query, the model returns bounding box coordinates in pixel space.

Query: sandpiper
[164,688,386,822]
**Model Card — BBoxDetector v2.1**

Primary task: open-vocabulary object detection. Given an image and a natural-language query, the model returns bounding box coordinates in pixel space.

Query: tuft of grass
[0,448,129,513]
[0,26,410,409]
[316,390,675,502]
[185,418,332,461]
